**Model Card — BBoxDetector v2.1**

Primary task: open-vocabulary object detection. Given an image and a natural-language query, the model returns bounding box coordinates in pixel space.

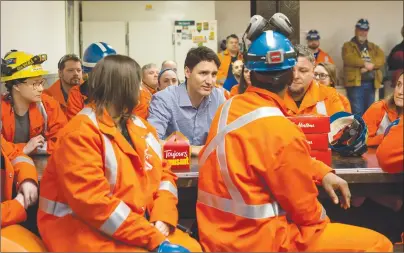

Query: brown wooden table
[173,149,403,194]
[29,149,403,242]
[31,148,403,196]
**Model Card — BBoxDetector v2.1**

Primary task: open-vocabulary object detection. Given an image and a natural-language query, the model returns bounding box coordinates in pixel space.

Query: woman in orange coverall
[1,134,46,252]
[377,115,404,244]
[314,62,351,113]
[37,55,201,252]
[363,70,403,146]
[1,50,67,155]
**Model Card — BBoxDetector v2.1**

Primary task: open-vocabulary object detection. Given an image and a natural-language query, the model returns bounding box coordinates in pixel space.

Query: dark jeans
[346,81,375,116]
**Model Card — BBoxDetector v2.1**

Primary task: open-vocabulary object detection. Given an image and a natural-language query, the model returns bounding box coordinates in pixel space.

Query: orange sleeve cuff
[1,199,27,227]
[16,165,38,187]
[147,231,166,251]
[149,192,178,228]
[15,143,26,153]
[367,135,384,147]
[312,159,333,184]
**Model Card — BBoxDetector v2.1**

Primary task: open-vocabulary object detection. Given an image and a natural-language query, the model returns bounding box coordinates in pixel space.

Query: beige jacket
[342,39,385,88]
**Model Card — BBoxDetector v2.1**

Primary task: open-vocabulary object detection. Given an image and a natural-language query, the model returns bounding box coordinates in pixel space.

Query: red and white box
[287,115,330,134]
[310,149,332,166]
[305,133,329,151]
[163,132,191,171]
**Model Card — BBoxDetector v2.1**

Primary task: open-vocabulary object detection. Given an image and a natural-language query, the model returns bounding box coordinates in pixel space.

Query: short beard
[357,36,367,43]
[308,44,319,50]
[288,85,305,98]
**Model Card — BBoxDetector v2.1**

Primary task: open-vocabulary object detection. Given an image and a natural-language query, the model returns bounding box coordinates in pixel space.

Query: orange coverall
[315,48,334,65]
[376,116,404,244]
[229,84,240,97]
[135,84,157,120]
[284,81,345,116]
[363,100,398,147]
[1,93,67,154]
[196,85,392,252]
[65,84,83,120]
[1,135,46,252]
[338,93,352,113]
[66,82,155,120]
[376,115,403,174]
[43,79,67,114]
[217,50,243,86]
[37,105,201,252]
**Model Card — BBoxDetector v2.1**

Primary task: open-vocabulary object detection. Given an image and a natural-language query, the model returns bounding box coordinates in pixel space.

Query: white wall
[300,1,403,86]
[82,1,215,21]
[81,1,250,55]
[215,1,251,42]
[1,1,67,74]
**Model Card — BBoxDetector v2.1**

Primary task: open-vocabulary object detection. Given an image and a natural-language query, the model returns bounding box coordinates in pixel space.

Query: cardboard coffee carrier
[287,115,330,134]
[163,131,191,171]
[310,149,332,166]
[288,115,332,166]
[305,133,329,151]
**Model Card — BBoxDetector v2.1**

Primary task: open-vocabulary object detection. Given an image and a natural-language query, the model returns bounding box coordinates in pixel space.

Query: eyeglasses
[22,78,46,90]
[314,72,329,80]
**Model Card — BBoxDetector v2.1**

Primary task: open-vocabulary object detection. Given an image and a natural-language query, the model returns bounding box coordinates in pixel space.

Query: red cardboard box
[163,132,191,171]
[287,115,330,134]
[310,149,332,166]
[305,133,329,151]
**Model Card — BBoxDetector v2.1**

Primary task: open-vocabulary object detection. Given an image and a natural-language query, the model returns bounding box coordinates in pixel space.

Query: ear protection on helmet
[269,13,294,38]
[242,15,269,60]
[242,13,294,61]
[246,15,270,42]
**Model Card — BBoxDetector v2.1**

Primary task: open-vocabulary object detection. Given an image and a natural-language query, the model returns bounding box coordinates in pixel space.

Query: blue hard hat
[82,42,116,73]
[329,112,368,156]
[306,29,320,41]
[356,18,370,31]
[245,30,296,72]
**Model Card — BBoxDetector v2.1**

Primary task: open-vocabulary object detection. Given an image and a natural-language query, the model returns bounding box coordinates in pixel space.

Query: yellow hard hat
[1,50,48,82]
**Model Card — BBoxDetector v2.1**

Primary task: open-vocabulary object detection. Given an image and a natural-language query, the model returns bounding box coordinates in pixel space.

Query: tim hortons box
[287,115,330,134]
[163,131,191,171]
[310,149,332,166]
[305,133,329,151]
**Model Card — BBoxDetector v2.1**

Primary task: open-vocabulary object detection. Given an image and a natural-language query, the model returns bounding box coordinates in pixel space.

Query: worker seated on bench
[1,50,67,155]
[196,14,393,252]
[37,55,200,252]
[364,70,403,147]
[1,134,46,252]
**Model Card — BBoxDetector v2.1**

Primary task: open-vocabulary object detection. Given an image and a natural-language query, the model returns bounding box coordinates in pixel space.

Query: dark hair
[250,69,294,93]
[226,34,239,42]
[238,65,248,94]
[58,54,82,70]
[386,70,404,115]
[4,78,26,93]
[184,46,220,71]
[88,55,141,121]
[220,40,227,51]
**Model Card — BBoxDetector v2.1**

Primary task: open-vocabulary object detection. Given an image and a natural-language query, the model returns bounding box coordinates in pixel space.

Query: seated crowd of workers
[1,13,403,252]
